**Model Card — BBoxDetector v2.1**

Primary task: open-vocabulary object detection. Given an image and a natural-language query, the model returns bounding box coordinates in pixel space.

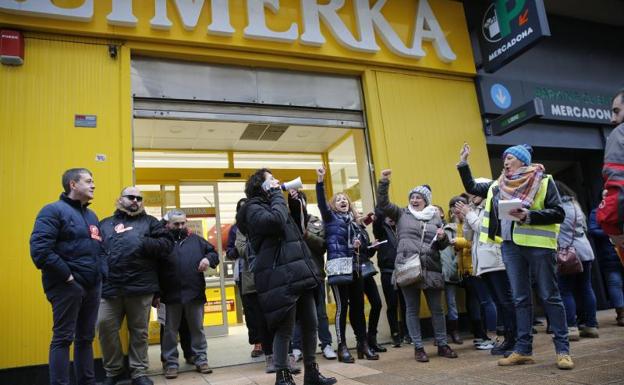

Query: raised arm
[376,169,402,222]
[316,166,333,223]
[456,143,492,198]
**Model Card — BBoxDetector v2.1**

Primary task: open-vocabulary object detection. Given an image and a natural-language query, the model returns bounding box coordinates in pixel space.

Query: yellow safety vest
[479,175,560,249]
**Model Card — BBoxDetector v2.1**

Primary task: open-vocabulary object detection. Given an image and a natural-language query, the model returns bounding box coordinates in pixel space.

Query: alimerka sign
[478,0,550,73]
[0,0,464,66]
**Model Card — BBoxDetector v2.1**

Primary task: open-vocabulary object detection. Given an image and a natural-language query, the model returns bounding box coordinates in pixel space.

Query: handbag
[395,222,426,287]
[327,256,354,285]
[241,242,256,295]
[557,203,583,275]
[360,260,378,279]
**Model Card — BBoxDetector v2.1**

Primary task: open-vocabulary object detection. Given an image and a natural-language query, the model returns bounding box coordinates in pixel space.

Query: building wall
[0,35,133,368]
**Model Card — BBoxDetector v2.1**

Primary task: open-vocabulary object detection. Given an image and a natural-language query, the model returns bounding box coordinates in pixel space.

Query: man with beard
[160,209,218,379]
[98,187,173,385]
[598,89,624,261]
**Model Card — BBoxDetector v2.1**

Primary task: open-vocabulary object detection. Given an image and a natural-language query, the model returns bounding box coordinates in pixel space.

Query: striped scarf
[497,164,545,208]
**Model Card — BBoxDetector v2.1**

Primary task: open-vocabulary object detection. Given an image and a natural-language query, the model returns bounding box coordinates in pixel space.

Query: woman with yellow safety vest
[456,143,573,370]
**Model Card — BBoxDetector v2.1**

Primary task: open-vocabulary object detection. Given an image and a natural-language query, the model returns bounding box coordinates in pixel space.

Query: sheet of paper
[498,199,523,221]
[368,239,388,249]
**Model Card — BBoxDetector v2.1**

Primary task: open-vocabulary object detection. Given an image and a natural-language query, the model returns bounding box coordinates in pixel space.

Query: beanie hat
[503,144,532,166]
[408,185,432,206]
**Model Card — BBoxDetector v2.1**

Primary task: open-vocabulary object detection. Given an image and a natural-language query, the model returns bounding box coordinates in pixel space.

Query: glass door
[179,183,229,337]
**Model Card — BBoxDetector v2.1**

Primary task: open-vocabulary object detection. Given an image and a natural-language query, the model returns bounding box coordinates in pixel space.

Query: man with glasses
[159,209,218,379]
[98,187,173,385]
[30,168,102,385]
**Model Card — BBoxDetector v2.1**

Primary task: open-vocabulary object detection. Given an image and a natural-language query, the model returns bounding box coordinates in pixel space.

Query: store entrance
[131,56,375,370]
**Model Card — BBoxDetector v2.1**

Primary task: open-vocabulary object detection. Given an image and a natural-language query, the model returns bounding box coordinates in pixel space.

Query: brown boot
[617,307,624,326]
[437,344,458,358]
[414,347,429,362]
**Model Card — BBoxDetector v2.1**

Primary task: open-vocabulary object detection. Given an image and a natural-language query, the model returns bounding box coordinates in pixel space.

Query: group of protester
[30,90,624,385]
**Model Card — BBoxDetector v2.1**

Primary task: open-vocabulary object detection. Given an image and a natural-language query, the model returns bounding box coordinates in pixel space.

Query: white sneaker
[292,348,303,362]
[476,339,495,350]
[322,345,337,360]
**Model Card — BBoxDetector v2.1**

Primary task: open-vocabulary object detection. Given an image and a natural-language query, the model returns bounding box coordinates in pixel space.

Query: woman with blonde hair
[316,167,379,363]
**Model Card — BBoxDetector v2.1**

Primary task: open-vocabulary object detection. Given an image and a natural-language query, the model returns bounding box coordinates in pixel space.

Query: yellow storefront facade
[0,0,492,375]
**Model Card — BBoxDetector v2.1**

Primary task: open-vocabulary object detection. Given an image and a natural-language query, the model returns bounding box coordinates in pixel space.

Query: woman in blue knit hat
[455,143,573,370]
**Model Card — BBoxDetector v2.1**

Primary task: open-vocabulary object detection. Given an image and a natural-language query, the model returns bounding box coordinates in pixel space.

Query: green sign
[490,98,544,136]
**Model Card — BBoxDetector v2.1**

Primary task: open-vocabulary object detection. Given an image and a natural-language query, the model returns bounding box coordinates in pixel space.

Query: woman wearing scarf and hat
[376,169,458,363]
[456,143,573,370]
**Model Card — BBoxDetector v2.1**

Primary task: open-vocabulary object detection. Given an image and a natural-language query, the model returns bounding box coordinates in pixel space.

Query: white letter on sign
[208,0,235,36]
[108,0,137,27]
[300,0,372,52]
[151,0,206,31]
[0,0,93,22]
[244,0,298,43]
[412,0,456,63]
[354,0,408,55]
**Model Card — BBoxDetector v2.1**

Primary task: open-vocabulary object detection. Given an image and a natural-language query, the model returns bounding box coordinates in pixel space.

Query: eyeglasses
[123,195,143,202]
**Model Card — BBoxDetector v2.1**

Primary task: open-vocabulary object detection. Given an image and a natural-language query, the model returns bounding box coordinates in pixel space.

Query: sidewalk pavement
[147,309,624,385]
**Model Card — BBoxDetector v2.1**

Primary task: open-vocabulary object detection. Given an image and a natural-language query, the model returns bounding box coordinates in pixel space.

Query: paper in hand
[498,199,523,221]
[368,240,388,249]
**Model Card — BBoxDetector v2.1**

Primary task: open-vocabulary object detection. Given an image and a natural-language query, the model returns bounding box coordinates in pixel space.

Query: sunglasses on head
[123,195,143,202]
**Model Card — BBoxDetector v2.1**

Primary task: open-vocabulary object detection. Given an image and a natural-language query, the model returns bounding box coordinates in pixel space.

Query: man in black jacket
[97,187,173,385]
[236,169,336,385]
[30,168,102,385]
[160,209,218,379]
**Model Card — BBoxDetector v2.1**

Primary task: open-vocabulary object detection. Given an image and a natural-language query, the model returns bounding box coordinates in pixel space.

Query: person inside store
[236,168,336,385]
[376,169,458,363]
[30,168,102,385]
[159,209,219,379]
[456,143,573,370]
[287,189,338,361]
[316,166,379,363]
[98,187,173,385]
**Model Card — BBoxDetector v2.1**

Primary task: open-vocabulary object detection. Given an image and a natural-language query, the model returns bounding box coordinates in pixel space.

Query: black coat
[159,231,219,304]
[30,193,103,292]
[236,189,319,330]
[372,211,398,273]
[100,209,173,298]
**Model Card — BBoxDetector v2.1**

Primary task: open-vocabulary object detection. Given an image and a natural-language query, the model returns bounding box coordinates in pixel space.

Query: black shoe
[391,333,402,348]
[275,368,296,385]
[356,341,379,360]
[491,336,516,356]
[337,342,355,363]
[447,319,463,345]
[102,374,125,385]
[303,363,337,385]
[131,376,154,385]
[403,335,413,345]
[368,336,387,353]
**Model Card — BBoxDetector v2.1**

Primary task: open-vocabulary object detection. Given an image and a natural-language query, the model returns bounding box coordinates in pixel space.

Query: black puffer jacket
[372,210,398,274]
[100,209,173,298]
[159,230,219,304]
[30,193,103,291]
[236,189,319,330]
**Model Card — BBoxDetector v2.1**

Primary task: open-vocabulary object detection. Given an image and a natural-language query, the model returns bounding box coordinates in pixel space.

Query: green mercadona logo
[482,0,529,43]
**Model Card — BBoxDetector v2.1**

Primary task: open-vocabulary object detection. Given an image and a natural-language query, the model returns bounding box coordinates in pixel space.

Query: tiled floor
[143,309,624,385]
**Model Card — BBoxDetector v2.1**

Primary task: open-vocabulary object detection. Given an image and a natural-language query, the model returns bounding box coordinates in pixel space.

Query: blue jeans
[501,241,569,355]
[401,286,447,349]
[293,282,332,349]
[558,261,598,328]
[602,266,624,308]
[464,276,498,332]
[444,283,459,321]
[482,270,516,338]
[46,281,101,385]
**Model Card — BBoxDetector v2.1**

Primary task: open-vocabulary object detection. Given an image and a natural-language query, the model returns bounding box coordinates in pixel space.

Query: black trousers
[237,280,262,345]
[331,276,367,343]
[363,275,382,339]
[381,272,407,337]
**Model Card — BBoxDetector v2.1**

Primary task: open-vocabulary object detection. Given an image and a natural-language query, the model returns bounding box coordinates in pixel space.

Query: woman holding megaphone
[316,166,379,363]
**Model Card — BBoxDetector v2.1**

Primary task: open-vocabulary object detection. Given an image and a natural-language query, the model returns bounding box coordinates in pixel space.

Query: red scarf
[497,164,545,208]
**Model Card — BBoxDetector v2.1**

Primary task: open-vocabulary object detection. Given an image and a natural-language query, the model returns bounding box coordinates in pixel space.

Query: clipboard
[498,199,522,221]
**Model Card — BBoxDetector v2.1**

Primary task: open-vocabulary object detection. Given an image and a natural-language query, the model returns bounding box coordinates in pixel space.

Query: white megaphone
[281,177,303,191]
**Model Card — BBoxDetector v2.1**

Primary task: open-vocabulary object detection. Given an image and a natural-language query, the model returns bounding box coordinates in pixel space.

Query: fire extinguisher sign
[74,114,97,128]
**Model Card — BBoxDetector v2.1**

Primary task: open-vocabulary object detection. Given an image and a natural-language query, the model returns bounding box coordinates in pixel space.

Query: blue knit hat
[408,185,432,206]
[503,144,532,166]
